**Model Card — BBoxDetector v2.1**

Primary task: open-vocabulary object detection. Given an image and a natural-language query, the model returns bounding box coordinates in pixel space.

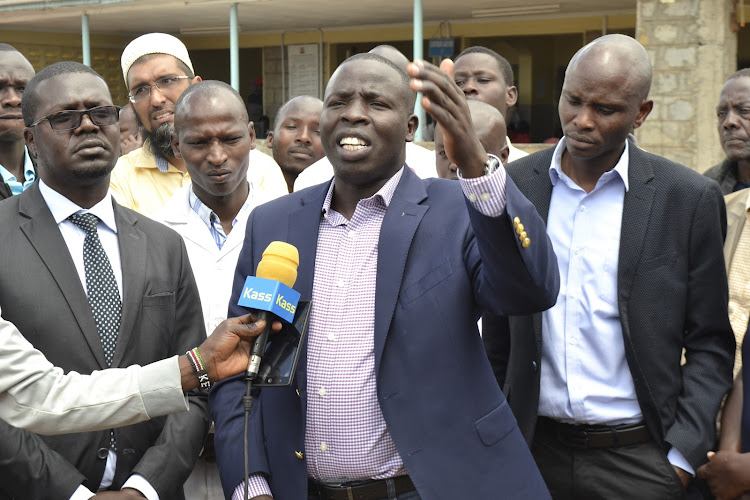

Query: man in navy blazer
[211,54,559,500]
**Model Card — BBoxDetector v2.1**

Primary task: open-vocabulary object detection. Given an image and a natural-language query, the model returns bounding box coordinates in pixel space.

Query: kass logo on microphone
[238,276,300,323]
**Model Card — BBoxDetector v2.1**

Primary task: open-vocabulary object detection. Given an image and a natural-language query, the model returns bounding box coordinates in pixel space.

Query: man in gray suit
[485,34,734,499]
[0,61,208,498]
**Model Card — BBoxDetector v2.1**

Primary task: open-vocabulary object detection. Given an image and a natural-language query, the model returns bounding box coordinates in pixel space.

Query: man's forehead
[0,51,34,78]
[455,53,499,73]
[128,54,184,81]
[282,99,322,120]
[178,93,244,128]
[38,73,111,109]
[721,77,750,99]
[326,59,403,96]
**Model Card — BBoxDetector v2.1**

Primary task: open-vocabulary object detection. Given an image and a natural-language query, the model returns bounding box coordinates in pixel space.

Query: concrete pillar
[636,0,737,172]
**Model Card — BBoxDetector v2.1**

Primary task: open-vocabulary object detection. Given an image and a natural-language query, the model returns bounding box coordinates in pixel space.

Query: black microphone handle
[246,310,273,379]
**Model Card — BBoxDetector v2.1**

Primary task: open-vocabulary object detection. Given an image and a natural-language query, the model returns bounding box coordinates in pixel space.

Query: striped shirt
[188,183,254,250]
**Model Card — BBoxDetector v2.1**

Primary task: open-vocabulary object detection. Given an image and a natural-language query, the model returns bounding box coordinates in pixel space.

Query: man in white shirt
[156,80,284,500]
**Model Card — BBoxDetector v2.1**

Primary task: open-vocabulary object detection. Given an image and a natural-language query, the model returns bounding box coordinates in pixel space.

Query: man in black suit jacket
[485,34,735,499]
[0,62,208,498]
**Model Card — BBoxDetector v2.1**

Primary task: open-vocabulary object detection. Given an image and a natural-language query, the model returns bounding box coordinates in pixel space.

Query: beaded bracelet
[187,347,212,393]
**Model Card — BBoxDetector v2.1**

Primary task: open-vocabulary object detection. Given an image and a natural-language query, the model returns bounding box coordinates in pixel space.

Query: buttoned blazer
[493,145,735,470]
[724,188,749,272]
[0,182,209,499]
[211,167,560,500]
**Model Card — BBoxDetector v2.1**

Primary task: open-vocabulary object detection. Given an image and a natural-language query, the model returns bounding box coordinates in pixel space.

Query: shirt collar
[188,181,254,229]
[0,147,35,184]
[38,179,118,233]
[549,137,630,192]
[322,166,405,218]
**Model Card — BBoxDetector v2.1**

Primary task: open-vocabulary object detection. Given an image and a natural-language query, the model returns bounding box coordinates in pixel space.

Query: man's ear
[192,75,203,85]
[248,122,257,150]
[266,130,274,148]
[633,99,654,130]
[506,85,518,108]
[24,127,38,160]
[500,145,510,165]
[405,114,418,143]
[170,132,182,159]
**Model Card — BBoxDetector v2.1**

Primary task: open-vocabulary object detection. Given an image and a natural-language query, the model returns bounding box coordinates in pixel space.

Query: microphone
[237,241,300,380]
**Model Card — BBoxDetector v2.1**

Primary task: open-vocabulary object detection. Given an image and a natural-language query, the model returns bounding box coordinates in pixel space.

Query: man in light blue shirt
[0,44,35,200]
[489,34,734,499]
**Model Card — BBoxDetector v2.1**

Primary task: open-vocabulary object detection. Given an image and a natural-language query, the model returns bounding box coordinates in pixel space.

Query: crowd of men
[0,28,749,500]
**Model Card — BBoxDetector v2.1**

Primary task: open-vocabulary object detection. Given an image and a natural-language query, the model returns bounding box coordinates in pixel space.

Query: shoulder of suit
[115,202,184,241]
[505,147,555,178]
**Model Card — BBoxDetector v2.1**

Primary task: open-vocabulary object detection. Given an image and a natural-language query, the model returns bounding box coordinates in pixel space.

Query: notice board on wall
[288,44,319,98]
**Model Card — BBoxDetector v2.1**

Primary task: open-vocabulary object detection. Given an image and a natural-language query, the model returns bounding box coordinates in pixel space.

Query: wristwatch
[484,154,501,176]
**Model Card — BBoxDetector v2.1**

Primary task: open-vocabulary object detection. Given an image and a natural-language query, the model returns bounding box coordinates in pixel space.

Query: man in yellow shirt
[111,33,287,217]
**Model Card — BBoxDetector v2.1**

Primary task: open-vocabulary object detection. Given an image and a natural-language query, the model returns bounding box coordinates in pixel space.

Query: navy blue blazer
[211,168,559,499]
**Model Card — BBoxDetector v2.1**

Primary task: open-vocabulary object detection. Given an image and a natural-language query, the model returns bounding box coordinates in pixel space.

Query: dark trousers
[531,421,685,500]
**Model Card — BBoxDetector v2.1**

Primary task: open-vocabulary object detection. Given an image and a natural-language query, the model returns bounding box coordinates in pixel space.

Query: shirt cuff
[458,155,507,217]
[138,355,190,416]
[69,485,95,500]
[232,473,273,499]
[667,446,694,476]
[122,474,160,500]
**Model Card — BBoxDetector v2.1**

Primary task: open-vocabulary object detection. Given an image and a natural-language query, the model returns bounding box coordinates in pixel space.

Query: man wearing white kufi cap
[110,33,287,218]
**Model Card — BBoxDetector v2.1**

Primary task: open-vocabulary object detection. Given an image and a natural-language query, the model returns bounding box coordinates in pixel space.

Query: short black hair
[455,46,514,87]
[174,80,248,128]
[337,53,417,111]
[728,67,750,82]
[0,43,21,53]
[22,62,105,126]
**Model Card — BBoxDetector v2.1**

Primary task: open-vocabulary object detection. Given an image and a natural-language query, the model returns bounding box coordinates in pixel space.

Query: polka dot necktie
[69,212,121,450]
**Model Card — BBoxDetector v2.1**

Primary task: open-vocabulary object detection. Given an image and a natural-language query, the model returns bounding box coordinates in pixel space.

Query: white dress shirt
[538,139,693,475]
[38,180,159,499]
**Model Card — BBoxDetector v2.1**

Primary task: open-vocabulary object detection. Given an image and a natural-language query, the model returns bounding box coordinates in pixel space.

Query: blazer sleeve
[130,238,210,494]
[664,180,735,468]
[0,419,85,500]
[0,313,187,434]
[466,174,560,316]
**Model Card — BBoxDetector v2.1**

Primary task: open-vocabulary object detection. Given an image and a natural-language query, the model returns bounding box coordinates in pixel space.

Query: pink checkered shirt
[235,162,507,499]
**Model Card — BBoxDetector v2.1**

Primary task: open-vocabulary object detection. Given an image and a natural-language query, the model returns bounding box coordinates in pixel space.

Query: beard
[143,121,175,160]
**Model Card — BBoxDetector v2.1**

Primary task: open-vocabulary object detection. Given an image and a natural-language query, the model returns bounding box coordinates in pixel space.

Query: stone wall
[636,0,737,171]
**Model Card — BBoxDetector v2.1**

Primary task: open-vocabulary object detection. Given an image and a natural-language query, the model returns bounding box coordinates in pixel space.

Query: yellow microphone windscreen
[255,241,299,288]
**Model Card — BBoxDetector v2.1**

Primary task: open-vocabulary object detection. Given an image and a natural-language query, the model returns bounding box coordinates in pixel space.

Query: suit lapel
[18,184,108,369]
[373,170,428,373]
[112,202,147,367]
[617,147,655,304]
[289,183,328,393]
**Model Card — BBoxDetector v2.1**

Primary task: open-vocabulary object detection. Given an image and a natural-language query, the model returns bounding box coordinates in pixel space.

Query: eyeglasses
[29,106,121,131]
[128,75,190,102]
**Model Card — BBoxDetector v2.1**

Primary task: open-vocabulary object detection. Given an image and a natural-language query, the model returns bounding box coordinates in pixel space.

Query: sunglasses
[29,106,121,131]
